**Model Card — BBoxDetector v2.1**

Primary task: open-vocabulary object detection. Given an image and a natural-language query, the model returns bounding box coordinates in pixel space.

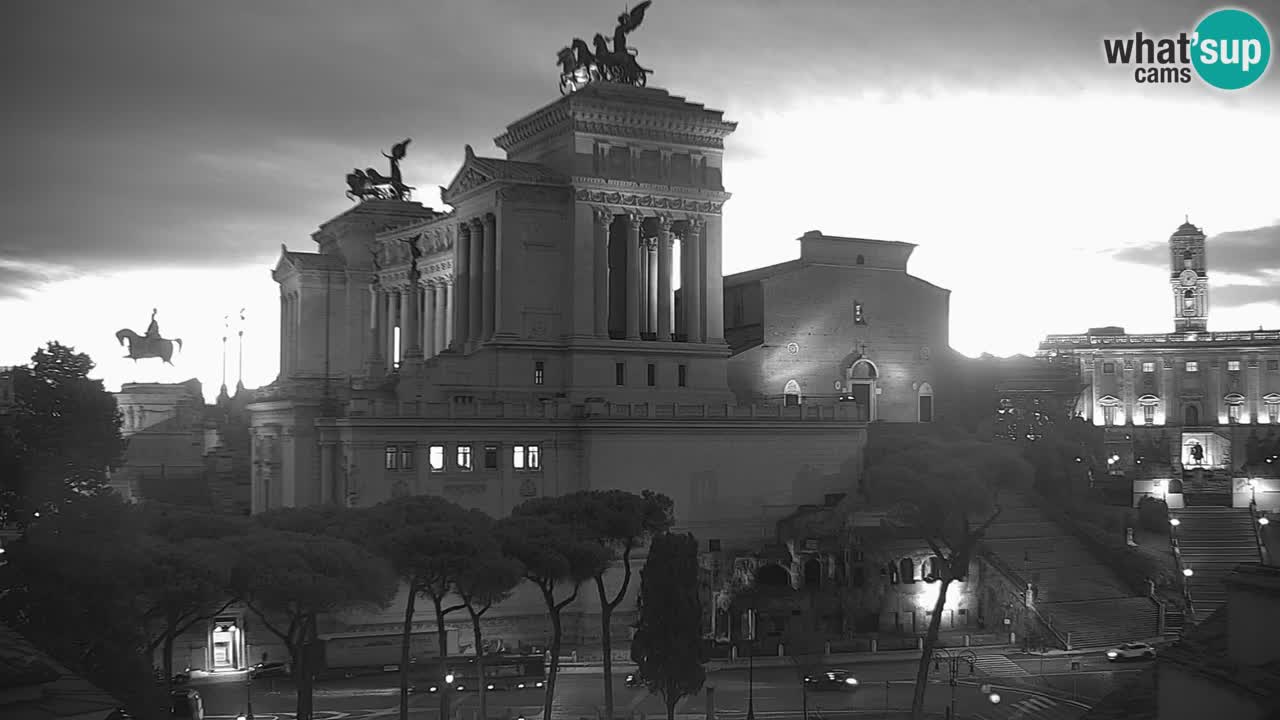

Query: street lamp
[931,648,977,720]
[244,670,254,720]
[745,610,755,720]
[444,671,456,720]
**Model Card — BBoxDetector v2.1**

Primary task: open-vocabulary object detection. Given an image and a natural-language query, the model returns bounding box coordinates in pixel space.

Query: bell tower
[1170,219,1208,332]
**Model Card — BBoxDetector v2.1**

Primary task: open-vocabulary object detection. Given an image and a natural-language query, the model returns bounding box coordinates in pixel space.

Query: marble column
[278,292,288,374]
[657,217,674,341]
[593,207,612,338]
[683,219,704,343]
[702,215,725,344]
[445,279,456,348]
[423,281,436,358]
[399,287,417,360]
[454,224,472,349]
[368,284,384,368]
[433,283,447,354]
[468,218,484,344]
[646,239,659,335]
[482,213,496,341]
[624,213,642,340]
[639,237,650,335]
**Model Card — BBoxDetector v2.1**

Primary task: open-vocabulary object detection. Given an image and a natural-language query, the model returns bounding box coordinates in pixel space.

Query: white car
[1106,642,1156,661]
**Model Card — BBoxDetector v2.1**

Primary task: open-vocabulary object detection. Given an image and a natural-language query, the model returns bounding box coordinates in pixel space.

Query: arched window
[803,558,822,589]
[1185,404,1200,426]
[1098,395,1122,426]
[784,379,801,407]
[918,382,934,423]
[855,254,865,265]
[850,360,878,380]
[1225,393,1246,424]
[1183,289,1195,312]
[1265,393,1280,424]
[1183,250,1193,268]
[756,564,790,588]
[1137,395,1160,425]
[899,558,915,584]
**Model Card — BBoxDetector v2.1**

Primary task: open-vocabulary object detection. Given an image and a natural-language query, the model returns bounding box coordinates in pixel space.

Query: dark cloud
[1111,222,1280,278]
[1,0,1276,290]
[0,262,71,299]
[1215,284,1280,309]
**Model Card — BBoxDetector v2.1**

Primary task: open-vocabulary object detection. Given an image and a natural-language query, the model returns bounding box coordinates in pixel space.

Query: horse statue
[558,38,600,94]
[557,1,653,93]
[115,313,183,365]
[345,139,414,202]
[592,33,651,86]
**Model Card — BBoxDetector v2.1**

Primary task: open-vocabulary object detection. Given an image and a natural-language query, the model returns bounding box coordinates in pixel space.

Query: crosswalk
[970,655,1032,678]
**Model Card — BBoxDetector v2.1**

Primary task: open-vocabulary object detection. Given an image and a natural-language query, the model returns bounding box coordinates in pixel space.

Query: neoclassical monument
[244,75,952,660]
[1039,220,1280,505]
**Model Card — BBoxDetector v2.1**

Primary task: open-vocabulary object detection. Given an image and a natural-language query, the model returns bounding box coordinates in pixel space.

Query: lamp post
[444,671,456,720]
[244,671,254,720]
[931,648,977,720]
[746,609,755,720]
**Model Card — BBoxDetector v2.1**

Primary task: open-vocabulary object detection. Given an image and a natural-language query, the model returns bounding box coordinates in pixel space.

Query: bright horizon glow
[1,88,1277,404]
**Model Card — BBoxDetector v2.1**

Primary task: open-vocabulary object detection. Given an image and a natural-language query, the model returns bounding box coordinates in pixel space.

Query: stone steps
[1038,598,1160,649]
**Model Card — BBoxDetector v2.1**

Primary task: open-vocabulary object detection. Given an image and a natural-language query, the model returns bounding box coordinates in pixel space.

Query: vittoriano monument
[345,138,415,202]
[557,1,654,94]
[116,308,184,365]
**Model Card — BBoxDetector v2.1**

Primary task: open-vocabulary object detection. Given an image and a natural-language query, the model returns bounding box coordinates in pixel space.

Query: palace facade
[1039,221,1280,508]
[238,81,955,665]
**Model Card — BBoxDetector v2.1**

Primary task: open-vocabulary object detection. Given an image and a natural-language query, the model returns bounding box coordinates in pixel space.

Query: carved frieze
[575,189,722,214]
[496,186,572,204]
[571,120,727,150]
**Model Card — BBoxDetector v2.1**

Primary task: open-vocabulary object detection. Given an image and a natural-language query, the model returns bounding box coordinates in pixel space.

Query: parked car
[803,669,859,691]
[249,662,291,679]
[1106,642,1157,661]
[625,672,644,688]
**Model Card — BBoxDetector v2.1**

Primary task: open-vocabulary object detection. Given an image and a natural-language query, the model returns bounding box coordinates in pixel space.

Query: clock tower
[1169,219,1208,332]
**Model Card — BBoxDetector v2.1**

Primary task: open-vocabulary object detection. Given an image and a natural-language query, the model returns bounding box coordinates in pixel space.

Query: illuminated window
[1103,362,1115,374]
[1143,405,1155,425]
[534,361,545,385]
[428,445,445,472]
[484,445,499,469]
[1185,361,1199,372]
[1103,406,1117,426]
[513,444,542,471]
[853,301,866,325]
[1270,404,1280,423]
[384,445,398,470]
[1228,404,1242,424]
[399,447,414,470]
[1228,360,1241,372]
[456,445,473,471]
[1142,362,1155,373]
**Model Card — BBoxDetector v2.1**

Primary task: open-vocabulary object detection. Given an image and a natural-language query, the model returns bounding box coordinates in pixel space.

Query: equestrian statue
[116,309,184,365]
[346,138,415,202]
[558,1,653,94]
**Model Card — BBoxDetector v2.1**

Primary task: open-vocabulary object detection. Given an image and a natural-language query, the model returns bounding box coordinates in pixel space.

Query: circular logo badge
[1192,8,1272,90]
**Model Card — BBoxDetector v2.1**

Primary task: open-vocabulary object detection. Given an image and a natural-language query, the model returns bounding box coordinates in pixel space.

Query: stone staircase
[983,494,1159,649]
[1173,506,1261,619]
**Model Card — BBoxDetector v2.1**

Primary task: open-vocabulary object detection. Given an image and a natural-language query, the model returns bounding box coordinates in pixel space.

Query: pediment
[1098,395,1121,406]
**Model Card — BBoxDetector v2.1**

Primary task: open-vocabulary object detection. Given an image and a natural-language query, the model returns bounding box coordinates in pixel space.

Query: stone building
[238,79,957,667]
[1039,221,1280,507]
[109,379,208,502]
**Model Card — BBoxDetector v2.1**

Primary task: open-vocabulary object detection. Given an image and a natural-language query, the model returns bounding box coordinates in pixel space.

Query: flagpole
[237,308,246,392]
[220,315,229,398]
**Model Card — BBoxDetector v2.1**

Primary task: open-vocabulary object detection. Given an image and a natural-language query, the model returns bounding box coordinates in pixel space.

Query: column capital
[469,216,485,231]
[622,211,643,229]
[655,214,676,233]
[591,206,613,228]
[682,217,704,239]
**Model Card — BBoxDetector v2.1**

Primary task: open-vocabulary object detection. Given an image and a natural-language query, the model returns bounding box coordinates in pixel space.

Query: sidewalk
[554,646,1019,674]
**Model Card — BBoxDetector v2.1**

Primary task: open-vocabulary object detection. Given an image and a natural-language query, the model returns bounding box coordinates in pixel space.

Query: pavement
[190,647,1151,720]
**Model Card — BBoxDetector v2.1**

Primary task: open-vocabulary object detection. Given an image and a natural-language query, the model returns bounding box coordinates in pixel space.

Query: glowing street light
[1183,567,1194,577]
[1260,516,1270,526]
[1169,518,1181,527]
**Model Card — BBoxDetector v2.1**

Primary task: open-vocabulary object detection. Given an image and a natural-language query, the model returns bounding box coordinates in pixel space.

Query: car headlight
[1106,651,1118,658]
[429,686,438,693]
[844,678,858,686]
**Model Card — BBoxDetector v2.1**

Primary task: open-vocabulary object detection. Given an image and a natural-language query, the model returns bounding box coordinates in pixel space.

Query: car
[803,669,859,691]
[1106,642,1157,661]
[249,662,291,679]
[625,673,644,688]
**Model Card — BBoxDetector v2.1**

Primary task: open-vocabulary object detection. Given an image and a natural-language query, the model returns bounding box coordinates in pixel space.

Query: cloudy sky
[2,0,1277,402]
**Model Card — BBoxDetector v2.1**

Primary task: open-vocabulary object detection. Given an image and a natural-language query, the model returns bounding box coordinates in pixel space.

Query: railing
[979,550,1070,650]
[345,399,870,422]
[1041,330,1280,347]
[1168,521,1197,621]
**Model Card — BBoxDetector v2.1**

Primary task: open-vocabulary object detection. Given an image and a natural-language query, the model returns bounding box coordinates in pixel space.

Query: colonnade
[369,278,454,370]
[592,210,717,343]
[454,214,498,348]
[279,290,300,374]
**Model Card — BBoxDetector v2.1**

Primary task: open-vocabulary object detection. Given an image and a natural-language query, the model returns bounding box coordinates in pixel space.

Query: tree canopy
[0,342,125,524]
[630,532,706,720]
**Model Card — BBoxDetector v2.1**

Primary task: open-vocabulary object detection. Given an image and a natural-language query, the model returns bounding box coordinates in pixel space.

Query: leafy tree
[0,342,125,525]
[0,492,160,717]
[853,432,1032,720]
[135,503,248,686]
[455,528,525,720]
[495,513,611,720]
[629,532,706,720]
[361,496,489,720]
[230,526,397,720]
[515,489,674,720]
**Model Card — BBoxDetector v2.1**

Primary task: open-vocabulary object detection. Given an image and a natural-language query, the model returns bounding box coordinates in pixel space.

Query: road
[193,650,1149,720]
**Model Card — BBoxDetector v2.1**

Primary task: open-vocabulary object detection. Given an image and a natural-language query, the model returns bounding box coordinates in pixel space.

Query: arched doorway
[803,558,822,589]
[846,359,878,420]
[917,382,934,423]
[1184,404,1200,426]
[783,379,801,407]
[756,564,791,588]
